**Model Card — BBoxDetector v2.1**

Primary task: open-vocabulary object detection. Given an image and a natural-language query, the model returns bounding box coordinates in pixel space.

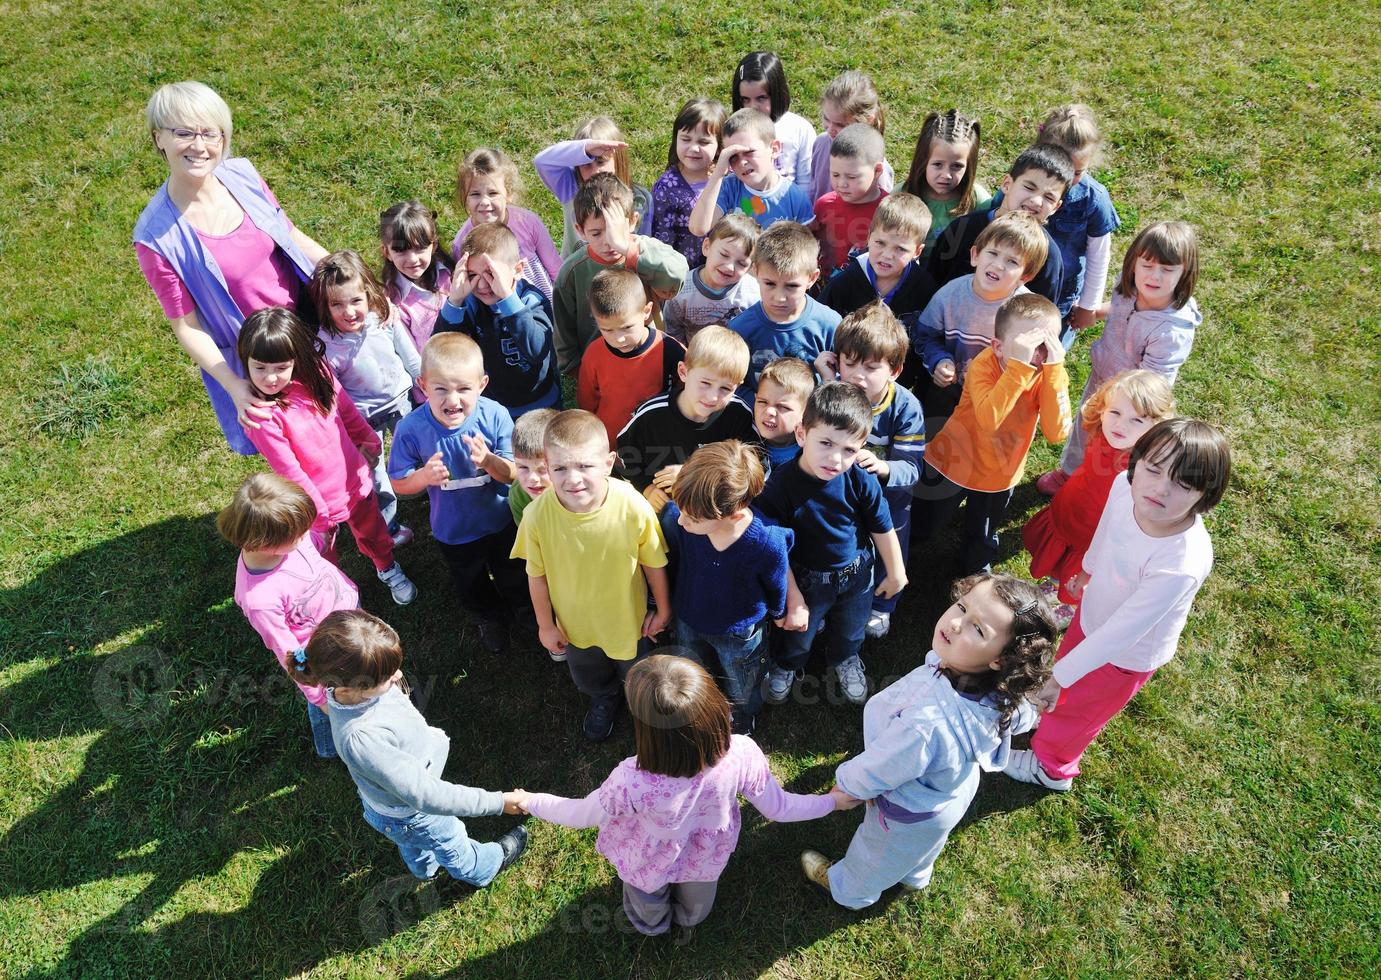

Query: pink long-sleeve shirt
[243,376,380,531]
[234,538,359,705]
[524,735,834,891]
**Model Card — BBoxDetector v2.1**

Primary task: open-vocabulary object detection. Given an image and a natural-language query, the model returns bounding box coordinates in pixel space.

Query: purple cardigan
[132,158,315,454]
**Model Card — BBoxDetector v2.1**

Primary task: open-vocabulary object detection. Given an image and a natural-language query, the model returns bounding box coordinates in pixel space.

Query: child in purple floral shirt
[512,656,849,936]
[652,99,726,268]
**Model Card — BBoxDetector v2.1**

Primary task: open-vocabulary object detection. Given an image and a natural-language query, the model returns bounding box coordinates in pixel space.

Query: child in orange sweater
[915,293,1071,573]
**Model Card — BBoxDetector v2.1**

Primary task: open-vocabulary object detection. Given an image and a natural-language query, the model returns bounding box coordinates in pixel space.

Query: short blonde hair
[751,221,818,279]
[216,473,315,551]
[722,108,776,150]
[869,192,931,247]
[421,332,484,378]
[835,300,909,370]
[1080,369,1176,438]
[758,356,815,404]
[543,409,609,455]
[673,441,765,519]
[146,81,232,157]
[589,268,649,319]
[993,293,1060,342]
[512,407,559,459]
[683,325,749,383]
[706,212,759,253]
[456,146,522,210]
[974,212,1049,278]
[461,222,520,266]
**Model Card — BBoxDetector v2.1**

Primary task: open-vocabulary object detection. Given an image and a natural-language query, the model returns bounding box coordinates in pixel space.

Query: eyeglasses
[164,127,223,144]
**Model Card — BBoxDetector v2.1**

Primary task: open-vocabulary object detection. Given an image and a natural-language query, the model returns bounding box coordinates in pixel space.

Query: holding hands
[828,785,865,811]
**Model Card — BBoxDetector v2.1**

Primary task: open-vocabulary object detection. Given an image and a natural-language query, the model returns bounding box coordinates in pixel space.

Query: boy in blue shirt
[434,222,561,420]
[389,333,527,654]
[755,382,908,706]
[819,302,926,640]
[728,221,842,392]
[688,107,814,237]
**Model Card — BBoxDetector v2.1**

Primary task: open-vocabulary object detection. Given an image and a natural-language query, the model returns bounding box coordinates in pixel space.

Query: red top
[1051,429,1129,553]
[577,329,686,446]
[813,190,886,274]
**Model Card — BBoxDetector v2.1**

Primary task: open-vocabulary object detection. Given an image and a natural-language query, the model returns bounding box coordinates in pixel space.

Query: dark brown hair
[1127,418,1231,514]
[901,110,982,216]
[299,609,403,690]
[626,656,731,778]
[667,98,727,170]
[948,573,1057,727]
[216,473,316,551]
[237,306,334,412]
[379,200,451,293]
[309,250,390,336]
[731,51,791,120]
[573,172,636,228]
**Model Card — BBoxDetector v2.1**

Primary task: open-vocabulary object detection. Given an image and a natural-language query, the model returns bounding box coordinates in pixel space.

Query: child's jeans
[622,879,719,935]
[367,404,410,534]
[435,525,529,623]
[775,552,874,673]
[872,488,913,615]
[305,701,337,758]
[361,804,504,886]
[915,462,1014,575]
[673,618,768,733]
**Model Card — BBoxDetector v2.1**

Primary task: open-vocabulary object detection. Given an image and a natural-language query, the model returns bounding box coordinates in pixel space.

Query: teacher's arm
[289,226,329,268]
[168,310,274,427]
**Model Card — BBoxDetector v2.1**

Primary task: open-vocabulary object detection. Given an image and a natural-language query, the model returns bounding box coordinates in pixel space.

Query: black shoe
[583,698,619,742]
[496,824,528,872]
[477,619,509,654]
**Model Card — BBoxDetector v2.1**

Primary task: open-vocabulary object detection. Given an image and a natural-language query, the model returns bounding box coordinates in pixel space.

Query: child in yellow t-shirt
[511,410,670,742]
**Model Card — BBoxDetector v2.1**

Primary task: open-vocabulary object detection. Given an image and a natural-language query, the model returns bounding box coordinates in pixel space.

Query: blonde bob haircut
[683,325,749,384]
[1080,369,1176,438]
[673,440,765,520]
[146,81,232,157]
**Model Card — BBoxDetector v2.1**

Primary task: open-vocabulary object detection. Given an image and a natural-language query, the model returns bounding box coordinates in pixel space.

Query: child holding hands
[512,655,849,936]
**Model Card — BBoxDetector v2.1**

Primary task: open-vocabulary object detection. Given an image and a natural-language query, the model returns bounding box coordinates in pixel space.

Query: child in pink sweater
[218,473,361,757]
[510,656,850,936]
[237,307,417,605]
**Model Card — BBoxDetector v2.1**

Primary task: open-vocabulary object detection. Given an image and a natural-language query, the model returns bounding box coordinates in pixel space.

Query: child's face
[595,306,653,354]
[1101,390,1155,452]
[1130,450,1204,535]
[829,154,883,204]
[755,263,817,323]
[838,352,900,405]
[386,241,436,282]
[676,123,718,176]
[1068,149,1093,187]
[579,208,637,264]
[424,361,488,429]
[1132,254,1185,310]
[754,380,806,443]
[577,153,618,183]
[465,172,509,225]
[932,579,1012,674]
[547,440,616,513]
[969,242,1030,300]
[247,356,294,397]
[700,236,753,289]
[820,100,851,140]
[925,139,970,200]
[725,134,780,190]
[514,455,551,498]
[738,79,774,116]
[327,281,370,333]
[466,251,522,305]
[677,363,740,422]
[867,228,925,282]
[998,168,1065,223]
[795,422,865,481]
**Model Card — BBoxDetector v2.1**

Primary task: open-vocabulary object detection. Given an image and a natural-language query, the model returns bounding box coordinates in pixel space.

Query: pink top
[234,538,359,706]
[135,179,299,318]
[453,205,561,300]
[524,735,834,890]
[389,265,453,356]
[243,376,381,531]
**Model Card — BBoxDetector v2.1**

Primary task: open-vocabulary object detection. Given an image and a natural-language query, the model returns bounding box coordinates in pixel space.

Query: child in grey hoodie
[299,609,527,885]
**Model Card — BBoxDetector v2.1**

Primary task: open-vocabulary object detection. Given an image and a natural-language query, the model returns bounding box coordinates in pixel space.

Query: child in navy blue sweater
[666,440,794,734]
[434,222,561,420]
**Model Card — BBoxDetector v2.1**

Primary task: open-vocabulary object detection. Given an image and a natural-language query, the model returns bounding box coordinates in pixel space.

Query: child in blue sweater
[666,440,794,735]
[434,222,561,420]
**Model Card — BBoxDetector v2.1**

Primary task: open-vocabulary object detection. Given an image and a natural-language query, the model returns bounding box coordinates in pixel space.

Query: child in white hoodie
[800,573,1058,908]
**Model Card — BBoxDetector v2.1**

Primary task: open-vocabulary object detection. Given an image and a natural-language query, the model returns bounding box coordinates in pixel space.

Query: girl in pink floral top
[513,656,849,936]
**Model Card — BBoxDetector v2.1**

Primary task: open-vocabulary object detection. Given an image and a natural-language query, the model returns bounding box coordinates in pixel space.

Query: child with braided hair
[900,110,993,254]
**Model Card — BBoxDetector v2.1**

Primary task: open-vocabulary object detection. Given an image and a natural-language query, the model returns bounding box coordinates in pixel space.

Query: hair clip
[292,649,308,672]
[1014,597,1039,617]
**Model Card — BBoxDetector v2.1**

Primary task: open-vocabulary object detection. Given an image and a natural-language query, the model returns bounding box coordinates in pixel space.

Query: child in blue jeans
[299,609,529,885]
[665,440,794,734]
[754,382,907,707]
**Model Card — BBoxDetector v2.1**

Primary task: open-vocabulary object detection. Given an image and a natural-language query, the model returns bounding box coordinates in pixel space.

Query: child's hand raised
[583,139,627,161]
[714,142,753,175]
[419,451,450,486]
[448,252,474,305]
[473,253,516,302]
[1041,326,1066,366]
[829,785,865,811]
[932,359,957,387]
[462,433,492,468]
[503,789,530,815]
[814,350,839,380]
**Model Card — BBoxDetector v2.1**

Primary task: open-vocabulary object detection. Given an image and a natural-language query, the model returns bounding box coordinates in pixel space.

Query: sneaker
[377,562,417,605]
[765,667,795,705]
[1054,603,1076,632]
[800,850,833,894]
[1036,469,1070,496]
[1003,749,1073,791]
[390,525,414,548]
[583,698,619,742]
[477,620,509,654]
[836,656,868,705]
[864,610,891,639]
[496,824,529,872]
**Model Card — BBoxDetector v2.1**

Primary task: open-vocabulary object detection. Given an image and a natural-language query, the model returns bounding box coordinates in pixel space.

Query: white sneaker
[836,657,868,704]
[1003,749,1072,791]
[765,667,795,704]
[377,562,418,606]
[864,611,891,639]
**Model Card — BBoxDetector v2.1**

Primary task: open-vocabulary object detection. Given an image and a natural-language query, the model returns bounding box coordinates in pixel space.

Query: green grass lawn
[2,0,1379,976]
